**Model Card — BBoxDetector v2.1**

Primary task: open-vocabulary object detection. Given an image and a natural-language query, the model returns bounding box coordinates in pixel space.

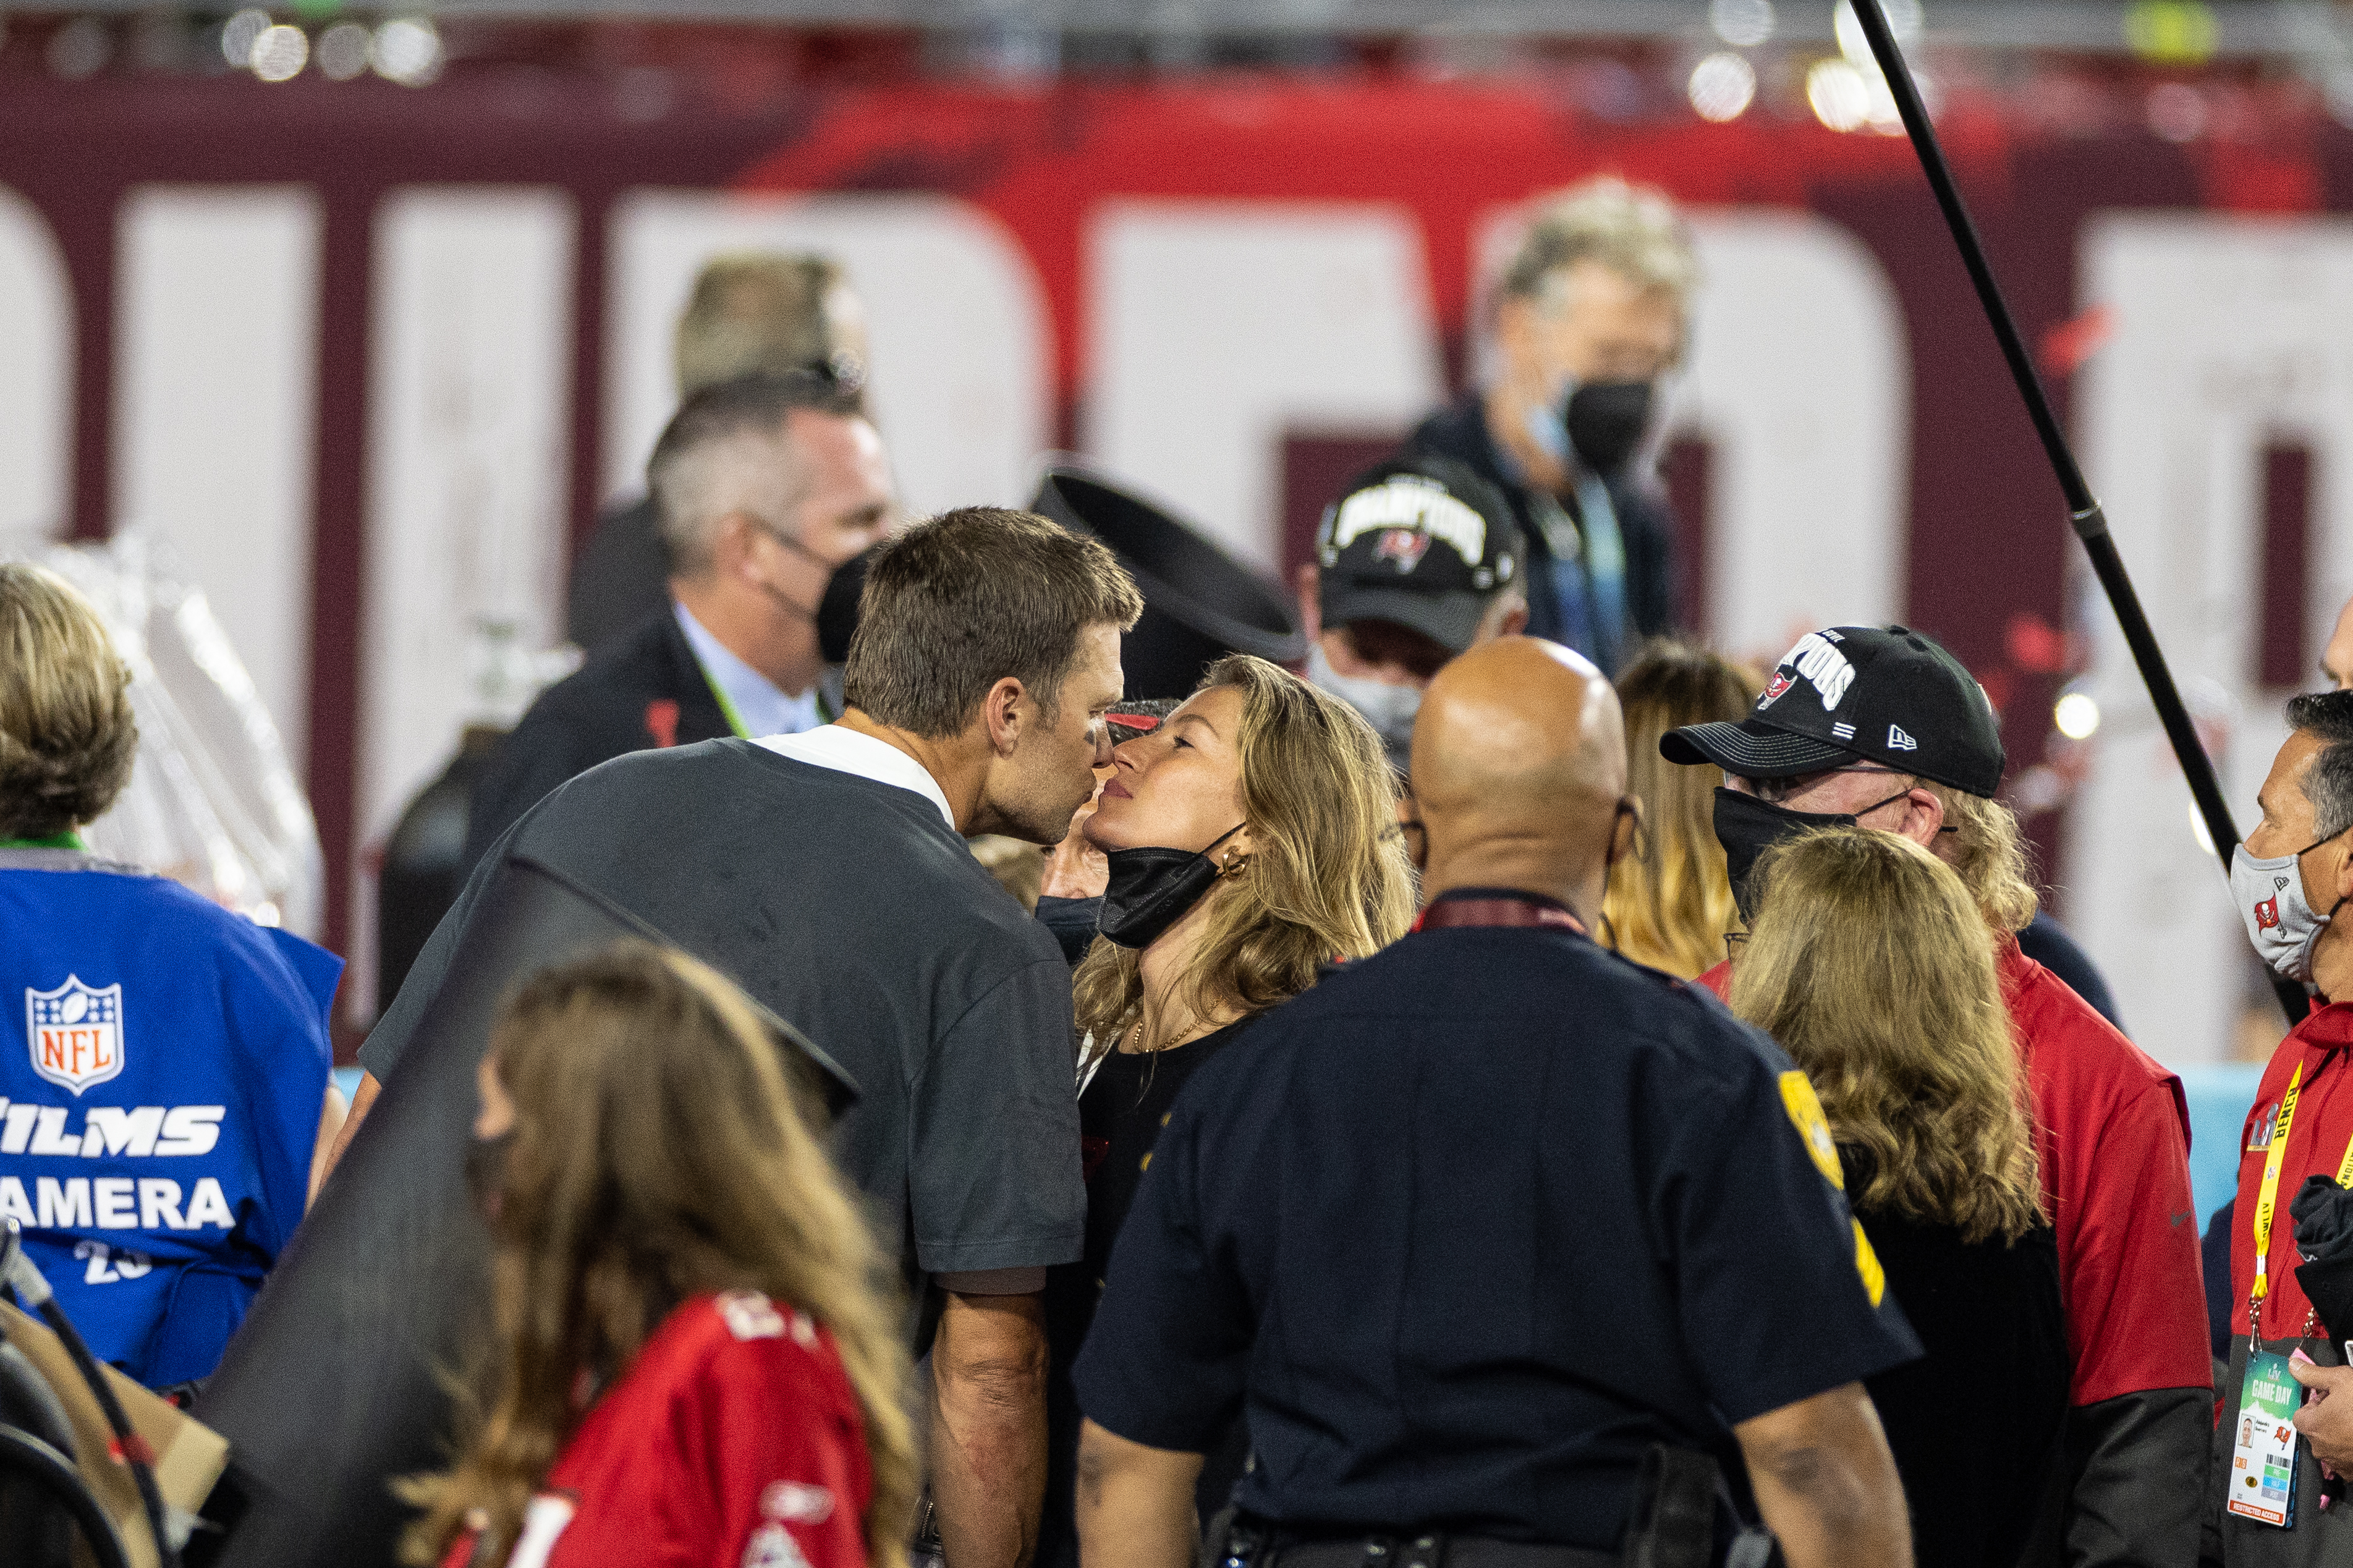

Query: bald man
[1071,637,1920,1568]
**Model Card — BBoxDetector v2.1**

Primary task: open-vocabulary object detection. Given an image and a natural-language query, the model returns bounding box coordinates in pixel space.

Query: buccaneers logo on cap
[1760,671,1794,708]
[1373,530,1430,572]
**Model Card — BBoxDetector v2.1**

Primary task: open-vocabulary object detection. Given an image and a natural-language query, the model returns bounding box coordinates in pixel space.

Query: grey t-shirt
[360,737,1084,1287]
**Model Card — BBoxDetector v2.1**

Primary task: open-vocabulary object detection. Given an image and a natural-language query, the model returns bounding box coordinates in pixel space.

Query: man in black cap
[1663,623,2210,1568]
[1296,454,1526,772]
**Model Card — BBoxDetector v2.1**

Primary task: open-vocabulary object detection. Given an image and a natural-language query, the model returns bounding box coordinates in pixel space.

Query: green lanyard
[0,830,85,850]
[693,660,833,740]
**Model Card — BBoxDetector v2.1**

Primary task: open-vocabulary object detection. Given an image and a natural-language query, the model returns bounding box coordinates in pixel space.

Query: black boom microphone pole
[1843,0,2309,1026]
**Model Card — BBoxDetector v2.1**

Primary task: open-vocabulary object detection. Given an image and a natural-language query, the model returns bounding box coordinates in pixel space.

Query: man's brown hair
[0,563,137,839]
[844,507,1142,739]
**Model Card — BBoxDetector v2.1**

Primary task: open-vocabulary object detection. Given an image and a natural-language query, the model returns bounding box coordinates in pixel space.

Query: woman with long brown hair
[1038,653,1415,1568]
[1730,828,2064,1568]
[1600,638,1758,976]
[404,941,917,1568]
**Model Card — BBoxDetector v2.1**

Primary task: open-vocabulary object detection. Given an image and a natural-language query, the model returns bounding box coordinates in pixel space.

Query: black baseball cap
[1316,456,1524,657]
[1660,624,2005,797]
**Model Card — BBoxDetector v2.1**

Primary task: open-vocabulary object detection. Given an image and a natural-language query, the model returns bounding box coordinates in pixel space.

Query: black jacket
[566,494,671,655]
[462,606,730,871]
[1401,394,1677,657]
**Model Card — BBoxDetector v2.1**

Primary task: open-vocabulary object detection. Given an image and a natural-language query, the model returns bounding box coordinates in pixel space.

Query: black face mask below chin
[465,1127,516,1224]
[1097,824,1247,951]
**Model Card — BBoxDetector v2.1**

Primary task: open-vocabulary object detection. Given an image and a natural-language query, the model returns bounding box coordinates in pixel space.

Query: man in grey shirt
[342,504,1143,1568]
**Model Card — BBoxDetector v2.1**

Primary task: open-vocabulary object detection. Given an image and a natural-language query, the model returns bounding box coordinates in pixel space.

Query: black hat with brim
[1319,581,1491,658]
[1659,624,2006,797]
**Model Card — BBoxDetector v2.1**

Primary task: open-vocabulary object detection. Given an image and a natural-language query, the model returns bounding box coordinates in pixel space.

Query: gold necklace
[1127,1012,1190,1054]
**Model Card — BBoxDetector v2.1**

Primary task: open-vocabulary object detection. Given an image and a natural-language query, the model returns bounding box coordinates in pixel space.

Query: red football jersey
[1700,937,2210,1405]
[439,1290,875,1568]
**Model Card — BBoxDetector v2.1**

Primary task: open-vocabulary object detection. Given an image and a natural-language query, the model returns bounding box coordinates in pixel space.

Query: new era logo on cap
[1888,725,1917,751]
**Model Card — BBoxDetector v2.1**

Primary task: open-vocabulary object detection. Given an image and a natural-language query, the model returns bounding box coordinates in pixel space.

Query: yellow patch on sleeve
[1778,1070,1844,1190]
[1853,1219,1886,1307]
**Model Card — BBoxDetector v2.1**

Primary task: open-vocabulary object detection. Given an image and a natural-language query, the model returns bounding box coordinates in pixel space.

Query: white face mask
[1304,641,1420,768]
[2232,830,2350,983]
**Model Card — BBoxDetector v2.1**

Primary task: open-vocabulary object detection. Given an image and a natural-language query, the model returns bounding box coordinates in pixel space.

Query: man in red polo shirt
[2208,690,2353,1564]
[1662,624,2209,1568]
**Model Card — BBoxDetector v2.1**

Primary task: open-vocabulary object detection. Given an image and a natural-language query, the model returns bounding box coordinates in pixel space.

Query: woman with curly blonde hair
[1731,828,2063,1568]
[1038,653,1415,1568]
[404,941,917,1568]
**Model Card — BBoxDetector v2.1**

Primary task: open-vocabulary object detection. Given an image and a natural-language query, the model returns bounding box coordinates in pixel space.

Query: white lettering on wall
[1084,200,1444,572]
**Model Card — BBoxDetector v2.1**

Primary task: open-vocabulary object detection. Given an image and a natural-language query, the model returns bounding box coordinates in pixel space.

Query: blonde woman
[1038,653,1415,1568]
[404,941,916,1568]
[1600,638,1758,975]
[1731,828,2063,1568]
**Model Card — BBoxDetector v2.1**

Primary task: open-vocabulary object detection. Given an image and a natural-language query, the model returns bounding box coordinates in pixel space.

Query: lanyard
[2249,1058,2353,1335]
[1413,894,1586,936]
[693,661,832,740]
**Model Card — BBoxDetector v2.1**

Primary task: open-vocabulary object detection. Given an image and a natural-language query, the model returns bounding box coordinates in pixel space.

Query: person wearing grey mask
[1294,455,1527,776]
[2213,690,2353,1567]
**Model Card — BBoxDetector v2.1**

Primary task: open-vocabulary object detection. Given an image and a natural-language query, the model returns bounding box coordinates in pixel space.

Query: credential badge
[26,976,125,1096]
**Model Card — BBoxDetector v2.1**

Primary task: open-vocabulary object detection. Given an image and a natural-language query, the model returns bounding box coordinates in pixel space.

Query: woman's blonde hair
[1920,783,2040,934]
[1072,654,1415,1049]
[1729,828,2042,1245]
[1601,640,1758,978]
[402,942,917,1568]
[0,562,137,839]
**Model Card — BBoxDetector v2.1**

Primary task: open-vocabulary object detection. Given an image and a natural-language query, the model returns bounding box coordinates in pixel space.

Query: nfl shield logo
[27,977,125,1095]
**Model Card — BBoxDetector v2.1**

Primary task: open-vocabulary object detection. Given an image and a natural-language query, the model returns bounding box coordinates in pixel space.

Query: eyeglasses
[1745,766,1910,807]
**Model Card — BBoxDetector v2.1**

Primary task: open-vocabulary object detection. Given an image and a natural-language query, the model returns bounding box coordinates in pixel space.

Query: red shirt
[440,1290,875,1568]
[1700,938,2209,1405]
[2229,1002,2353,1343]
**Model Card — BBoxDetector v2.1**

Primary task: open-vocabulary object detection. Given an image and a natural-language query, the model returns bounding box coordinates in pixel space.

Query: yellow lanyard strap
[2252,1064,2307,1313]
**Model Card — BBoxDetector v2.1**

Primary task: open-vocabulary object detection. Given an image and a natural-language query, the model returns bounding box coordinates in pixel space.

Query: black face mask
[815,542,881,665]
[465,1127,516,1224]
[1713,786,1911,923]
[1564,381,1655,475]
[757,535,880,666]
[1098,824,1246,951]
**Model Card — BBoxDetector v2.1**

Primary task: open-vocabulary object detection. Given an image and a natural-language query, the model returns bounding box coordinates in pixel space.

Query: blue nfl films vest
[0,860,337,1387]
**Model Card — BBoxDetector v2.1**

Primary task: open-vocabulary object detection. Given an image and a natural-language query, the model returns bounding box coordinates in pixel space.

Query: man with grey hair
[464,371,896,867]
[569,251,870,651]
[1401,176,1694,674]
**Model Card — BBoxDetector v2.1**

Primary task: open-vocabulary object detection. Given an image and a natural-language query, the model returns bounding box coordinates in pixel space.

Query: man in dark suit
[1401,176,1693,674]
[464,371,896,867]
[567,252,868,654]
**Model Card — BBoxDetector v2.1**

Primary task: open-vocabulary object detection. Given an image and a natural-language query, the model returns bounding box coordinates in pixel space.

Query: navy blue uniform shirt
[1073,901,1920,1549]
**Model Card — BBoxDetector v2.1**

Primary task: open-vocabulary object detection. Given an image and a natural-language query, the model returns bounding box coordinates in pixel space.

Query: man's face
[1322,619,1456,690]
[2246,730,2350,918]
[2324,596,2353,690]
[985,623,1125,844]
[1726,764,1919,826]
[1501,258,1682,401]
[747,411,897,608]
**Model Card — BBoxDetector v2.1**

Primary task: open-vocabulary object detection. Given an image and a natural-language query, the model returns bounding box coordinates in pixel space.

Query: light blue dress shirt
[672,601,821,740]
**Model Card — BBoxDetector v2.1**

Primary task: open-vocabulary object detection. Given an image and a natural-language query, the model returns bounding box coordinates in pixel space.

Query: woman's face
[1083,684,1252,857]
